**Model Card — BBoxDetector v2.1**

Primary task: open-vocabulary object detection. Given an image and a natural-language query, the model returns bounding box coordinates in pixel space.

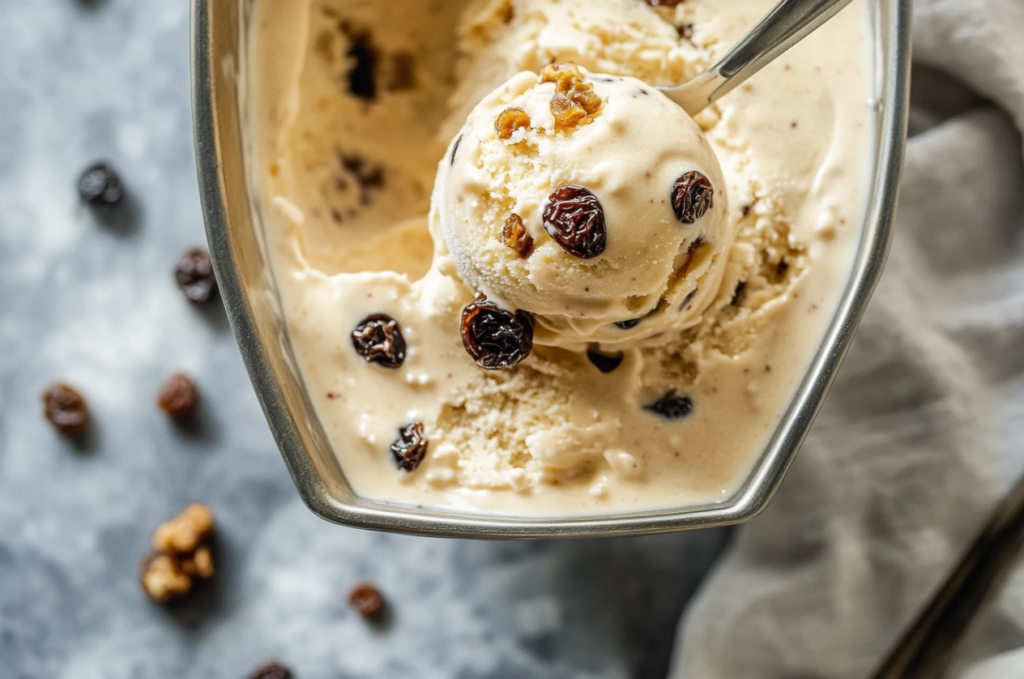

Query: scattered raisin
[351,314,406,369]
[157,373,199,419]
[175,248,218,304]
[245,661,294,679]
[587,349,624,374]
[460,296,534,370]
[349,583,385,619]
[541,64,602,129]
[78,161,123,206]
[43,383,89,437]
[642,0,686,6]
[343,26,378,101]
[671,171,714,224]
[542,185,606,259]
[495,107,531,141]
[615,319,642,330]
[391,422,428,472]
[645,392,694,420]
[501,213,534,258]
[450,135,463,166]
[730,281,747,305]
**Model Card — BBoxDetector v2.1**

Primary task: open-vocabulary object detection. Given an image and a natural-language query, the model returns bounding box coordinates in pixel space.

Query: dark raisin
[642,0,685,6]
[245,661,294,679]
[644,392,694,421]
[460,296,534,370]
[391,422,428,472]
[730,281,747,306]
[671,171,714,224]
[175,248,218,304]
[78,161,123,206]
[502,213,534,258]
[677,23,695,41]
[450,135,463,166]
[587,349,624,374]
[344,29,377,100]
[615,318,642,330]
[349,583,385,619]
[351,314,406,369]
[542,186,606,259]
[43,383,90,436]
[157,373,199,419]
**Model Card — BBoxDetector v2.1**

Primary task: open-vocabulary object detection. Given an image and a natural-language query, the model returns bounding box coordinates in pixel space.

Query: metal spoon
[664,0,856,115]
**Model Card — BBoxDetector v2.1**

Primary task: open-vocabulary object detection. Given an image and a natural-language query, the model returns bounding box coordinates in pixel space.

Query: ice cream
[439,65,731,351]
[249,0,874,516]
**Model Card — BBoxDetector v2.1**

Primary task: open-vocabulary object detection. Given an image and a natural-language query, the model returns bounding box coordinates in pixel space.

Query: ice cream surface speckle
[250,0,873,516]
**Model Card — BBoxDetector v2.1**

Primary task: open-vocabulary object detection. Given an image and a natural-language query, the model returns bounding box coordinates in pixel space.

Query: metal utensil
[868,469,1024,678]
[665,0,856,115]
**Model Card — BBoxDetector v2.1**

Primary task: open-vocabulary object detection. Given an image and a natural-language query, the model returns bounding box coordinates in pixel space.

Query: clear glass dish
[190,0,910,538]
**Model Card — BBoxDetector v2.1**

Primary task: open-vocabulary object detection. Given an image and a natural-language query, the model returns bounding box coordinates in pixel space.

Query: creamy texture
[250,0,874,516]
[440,69,732,350]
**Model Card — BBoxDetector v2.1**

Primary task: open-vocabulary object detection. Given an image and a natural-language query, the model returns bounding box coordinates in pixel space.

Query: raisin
[644,392,694,420]
[642,0,686,6]
[450,135,463,166]
[349,583,385,619]
[501,213,534,258]
[677,23,695,41]
[175,248,218,304]
[391,422,428,472]
[460,296,534,370]
[78,161,123,206]
[351,314,406,368]
[587,349,624,374]
[245,661,294,679]
[542,186,606,259]
[495,108,531,140]
[43,383,90,436]
[157,373,199,419]
[671,171,714,224]
[615,318,642,330]
[342,26,378,101]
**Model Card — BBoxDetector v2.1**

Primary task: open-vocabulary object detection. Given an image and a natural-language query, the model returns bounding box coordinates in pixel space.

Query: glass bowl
[190,0,910,538]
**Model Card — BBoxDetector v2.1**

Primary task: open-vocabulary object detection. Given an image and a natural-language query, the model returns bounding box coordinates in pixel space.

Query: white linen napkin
[669,0,1024,676]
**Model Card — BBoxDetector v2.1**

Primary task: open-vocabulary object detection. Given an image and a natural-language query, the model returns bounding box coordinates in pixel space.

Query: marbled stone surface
[0,1,730,677]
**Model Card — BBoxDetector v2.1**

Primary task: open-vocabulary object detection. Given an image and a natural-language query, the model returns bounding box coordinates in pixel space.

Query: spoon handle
[666,0,856,115]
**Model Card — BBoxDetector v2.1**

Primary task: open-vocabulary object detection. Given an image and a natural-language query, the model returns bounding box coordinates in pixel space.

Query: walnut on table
[140,503,216,603]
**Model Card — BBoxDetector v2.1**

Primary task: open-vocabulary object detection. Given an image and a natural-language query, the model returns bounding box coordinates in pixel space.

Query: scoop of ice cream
[438,66,732,351]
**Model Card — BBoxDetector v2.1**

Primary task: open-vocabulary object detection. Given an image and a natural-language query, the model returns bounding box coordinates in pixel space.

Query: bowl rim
[190,0,911,538]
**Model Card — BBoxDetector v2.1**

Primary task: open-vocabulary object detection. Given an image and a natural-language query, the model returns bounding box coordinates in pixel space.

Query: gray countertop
[0,1,729,677]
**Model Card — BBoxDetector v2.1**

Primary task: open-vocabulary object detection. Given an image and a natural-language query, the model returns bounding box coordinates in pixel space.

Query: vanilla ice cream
[250,0,875,516]
[439,66,731,350]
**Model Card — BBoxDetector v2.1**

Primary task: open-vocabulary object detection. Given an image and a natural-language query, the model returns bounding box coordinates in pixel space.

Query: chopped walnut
[151,503,214,554]
[139,553,193,603]
[495,107,531,141]
[501,213,534,258]
[141,504,216,603]
[540,64,602,129]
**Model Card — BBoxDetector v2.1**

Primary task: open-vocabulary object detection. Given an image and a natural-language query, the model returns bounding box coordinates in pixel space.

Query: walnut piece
[495,107,531,141]
[139,554,193,603]
[151,503,214,554]
[501,213,534,258]
[540,64,602,129]
[140,504,216,603]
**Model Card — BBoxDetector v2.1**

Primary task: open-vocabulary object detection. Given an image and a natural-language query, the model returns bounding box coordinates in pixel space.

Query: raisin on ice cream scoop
[438,65,732,352]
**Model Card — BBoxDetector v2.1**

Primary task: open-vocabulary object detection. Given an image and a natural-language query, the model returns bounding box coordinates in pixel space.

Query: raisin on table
[43,383,90,436]
[349,583,386,619]
[78,161,123,206]
[175,248,218,304]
